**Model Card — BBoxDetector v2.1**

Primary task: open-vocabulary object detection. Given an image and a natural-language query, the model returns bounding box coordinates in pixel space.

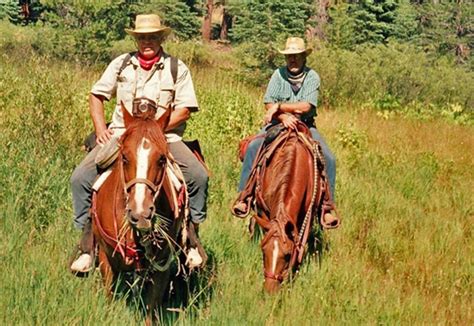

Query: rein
[289,138,322,268]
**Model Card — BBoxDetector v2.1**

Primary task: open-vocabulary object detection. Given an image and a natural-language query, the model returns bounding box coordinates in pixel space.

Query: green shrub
[310,42,473,120]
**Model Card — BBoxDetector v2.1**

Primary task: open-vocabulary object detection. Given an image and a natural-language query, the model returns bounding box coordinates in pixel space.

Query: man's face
[135,34,162,59]
[285,53,306,74]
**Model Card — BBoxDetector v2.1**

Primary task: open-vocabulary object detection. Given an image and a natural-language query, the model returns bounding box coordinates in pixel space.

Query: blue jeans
[238,125,336,200]
[70,140,208,229]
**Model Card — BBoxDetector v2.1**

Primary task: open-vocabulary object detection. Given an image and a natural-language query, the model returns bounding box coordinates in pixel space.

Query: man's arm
[166,107,191,131]
[89,93,113,145]
[263,102,313,129]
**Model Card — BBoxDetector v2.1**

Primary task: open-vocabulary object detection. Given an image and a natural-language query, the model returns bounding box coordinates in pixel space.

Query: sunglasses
[136,35,162,42]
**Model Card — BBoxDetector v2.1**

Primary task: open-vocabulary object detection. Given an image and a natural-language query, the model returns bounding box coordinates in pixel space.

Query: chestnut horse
[249,123,338,293]
[92,105,187,323]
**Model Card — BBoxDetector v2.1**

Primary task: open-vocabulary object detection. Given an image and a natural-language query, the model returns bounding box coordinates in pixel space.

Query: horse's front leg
[97,247,115,298]
[144,269,171,325]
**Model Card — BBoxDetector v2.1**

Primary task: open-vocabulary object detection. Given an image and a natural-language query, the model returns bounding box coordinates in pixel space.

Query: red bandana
[137,53,160,71]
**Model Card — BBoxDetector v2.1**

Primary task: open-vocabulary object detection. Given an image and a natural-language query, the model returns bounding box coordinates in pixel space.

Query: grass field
[0,41,472,325]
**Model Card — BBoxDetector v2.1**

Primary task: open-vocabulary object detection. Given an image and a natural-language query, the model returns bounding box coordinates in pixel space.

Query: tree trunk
[306,0,330,42]
[202,0,213,42]
[454,0,469,63]
[220,7,232,40]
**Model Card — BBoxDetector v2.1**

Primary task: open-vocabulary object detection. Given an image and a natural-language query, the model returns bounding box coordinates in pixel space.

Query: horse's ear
[121,101,133,127]
[157,107,171,130]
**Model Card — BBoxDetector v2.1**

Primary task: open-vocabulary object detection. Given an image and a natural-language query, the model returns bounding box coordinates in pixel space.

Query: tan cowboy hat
[278,37,312,56]
[125,14,171,38]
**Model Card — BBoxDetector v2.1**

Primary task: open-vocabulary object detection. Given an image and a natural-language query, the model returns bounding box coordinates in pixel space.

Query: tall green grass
[1,30,473,325]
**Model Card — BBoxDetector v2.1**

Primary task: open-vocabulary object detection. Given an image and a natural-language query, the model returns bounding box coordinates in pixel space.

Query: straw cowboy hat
[278,37,312,56]
[125,14,171,37]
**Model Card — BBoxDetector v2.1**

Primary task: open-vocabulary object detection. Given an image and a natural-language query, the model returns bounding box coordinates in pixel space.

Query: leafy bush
[310,41,473,119]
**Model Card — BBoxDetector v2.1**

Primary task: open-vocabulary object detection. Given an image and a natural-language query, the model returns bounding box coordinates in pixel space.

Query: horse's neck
[263,137,313,221]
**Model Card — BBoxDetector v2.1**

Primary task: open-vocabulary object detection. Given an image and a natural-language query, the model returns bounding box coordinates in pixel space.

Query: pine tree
[349,0,399,45]
[414,0,473,65]
[230,0,312,44]
[0,0,20,23]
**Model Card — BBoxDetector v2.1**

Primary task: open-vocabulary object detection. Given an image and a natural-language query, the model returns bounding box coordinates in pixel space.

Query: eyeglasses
[136,35,162,42]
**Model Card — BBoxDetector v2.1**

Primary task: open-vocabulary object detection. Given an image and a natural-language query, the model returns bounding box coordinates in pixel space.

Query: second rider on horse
[232,37,337,224]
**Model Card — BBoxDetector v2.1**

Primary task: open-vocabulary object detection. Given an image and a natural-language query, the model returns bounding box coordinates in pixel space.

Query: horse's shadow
[109,249,218,323]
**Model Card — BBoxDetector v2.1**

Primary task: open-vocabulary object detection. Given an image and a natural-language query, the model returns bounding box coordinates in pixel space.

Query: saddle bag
[95,136,121,170]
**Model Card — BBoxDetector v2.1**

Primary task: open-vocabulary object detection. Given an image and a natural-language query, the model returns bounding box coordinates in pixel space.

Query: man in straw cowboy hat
[232,37,337,224]
[70,14,208,272]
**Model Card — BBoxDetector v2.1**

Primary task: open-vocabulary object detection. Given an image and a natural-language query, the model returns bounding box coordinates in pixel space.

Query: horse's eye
[158,155,166,166]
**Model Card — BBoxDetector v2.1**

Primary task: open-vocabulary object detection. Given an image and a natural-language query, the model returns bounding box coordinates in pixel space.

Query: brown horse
[247,123,338,293]
[92,105,187,324]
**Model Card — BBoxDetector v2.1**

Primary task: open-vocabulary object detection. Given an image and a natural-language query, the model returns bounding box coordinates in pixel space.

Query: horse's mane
[266,136,299,216]
[121,118,167,150]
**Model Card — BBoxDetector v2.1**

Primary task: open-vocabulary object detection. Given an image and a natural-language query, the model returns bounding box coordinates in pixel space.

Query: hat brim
[279,48,312,56]
[125,27,172,38]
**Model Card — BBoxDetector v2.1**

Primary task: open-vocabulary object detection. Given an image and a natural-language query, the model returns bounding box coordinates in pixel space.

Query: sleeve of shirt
[263,69,281,104]
[173,60,199,112]
[301,70,320,108]
[90,54,127,100]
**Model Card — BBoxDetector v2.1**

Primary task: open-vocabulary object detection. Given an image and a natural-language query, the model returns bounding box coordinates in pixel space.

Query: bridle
[261,218,294,283]
[119,151,168,218]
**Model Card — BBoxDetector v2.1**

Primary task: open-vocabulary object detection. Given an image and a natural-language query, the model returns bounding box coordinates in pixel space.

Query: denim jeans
[238,125,336,200]
[70,140,209,229]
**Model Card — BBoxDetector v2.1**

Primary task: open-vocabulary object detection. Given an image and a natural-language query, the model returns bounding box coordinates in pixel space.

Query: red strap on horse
[91,192,139,262]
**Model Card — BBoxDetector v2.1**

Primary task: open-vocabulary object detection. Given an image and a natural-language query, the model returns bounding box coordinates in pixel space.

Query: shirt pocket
[117,79,133,111]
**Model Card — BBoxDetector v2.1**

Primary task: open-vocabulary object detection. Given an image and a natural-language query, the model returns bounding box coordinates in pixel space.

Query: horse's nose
[127,208,154,231]
[126,209,138,225]
[127,205,154,221]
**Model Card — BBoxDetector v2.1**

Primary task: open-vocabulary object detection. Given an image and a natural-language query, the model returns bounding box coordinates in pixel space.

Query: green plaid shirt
[263,66,320,120]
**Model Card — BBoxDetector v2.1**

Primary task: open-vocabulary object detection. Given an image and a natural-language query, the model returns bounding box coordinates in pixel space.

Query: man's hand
[278,113,298,130]
[96,128,114,145]
[264,103,280,124]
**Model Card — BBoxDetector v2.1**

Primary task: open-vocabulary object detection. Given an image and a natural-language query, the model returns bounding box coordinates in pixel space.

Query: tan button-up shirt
[91,51,199,142]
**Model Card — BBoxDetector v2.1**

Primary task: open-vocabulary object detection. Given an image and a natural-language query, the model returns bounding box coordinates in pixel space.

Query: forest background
[0,0,472,325]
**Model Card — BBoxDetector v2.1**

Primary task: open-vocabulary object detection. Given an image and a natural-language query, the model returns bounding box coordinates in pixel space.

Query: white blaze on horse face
[271,239,279,274]
[135,138,151,214]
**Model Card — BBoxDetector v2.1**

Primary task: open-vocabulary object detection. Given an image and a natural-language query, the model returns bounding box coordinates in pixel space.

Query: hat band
[286,47,304,51]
